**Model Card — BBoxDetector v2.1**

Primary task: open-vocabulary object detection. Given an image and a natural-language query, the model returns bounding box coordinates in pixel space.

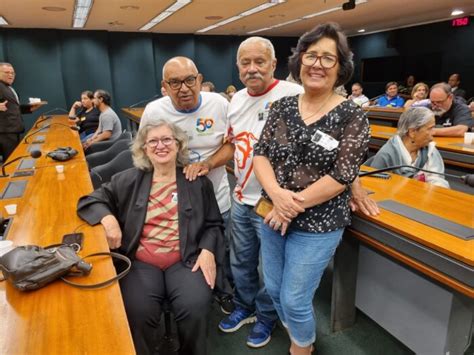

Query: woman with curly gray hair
[78,119,226,355]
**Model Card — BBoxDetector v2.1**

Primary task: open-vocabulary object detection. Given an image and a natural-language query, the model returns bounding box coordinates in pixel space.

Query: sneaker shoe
[246,319,275,348]
[218,306,256,333]
[217,295,235,315]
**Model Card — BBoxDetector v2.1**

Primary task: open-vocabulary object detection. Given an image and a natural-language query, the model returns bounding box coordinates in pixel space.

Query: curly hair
[132,120,189,171]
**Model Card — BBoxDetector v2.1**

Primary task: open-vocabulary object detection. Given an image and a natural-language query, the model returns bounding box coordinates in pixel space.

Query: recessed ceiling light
[42,6,66,11]
[120,5,139,10]
[140,0,192,31]
[205,16,223,20]
[358,29,365,32]
[73,0,93,28]
[451,9,464,16]
[0,16,9,26]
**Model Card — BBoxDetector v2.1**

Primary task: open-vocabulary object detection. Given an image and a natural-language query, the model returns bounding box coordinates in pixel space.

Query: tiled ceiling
[0,0,473,37]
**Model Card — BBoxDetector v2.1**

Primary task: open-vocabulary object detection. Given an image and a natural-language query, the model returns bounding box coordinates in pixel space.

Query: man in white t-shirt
[348,82,369,107]
[141,57,233,218]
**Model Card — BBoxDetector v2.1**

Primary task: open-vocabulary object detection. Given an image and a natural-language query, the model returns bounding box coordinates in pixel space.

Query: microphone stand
[0,151,42,178]
[359,165,474,187]
[129,94,160,108]
[24,123,79,144]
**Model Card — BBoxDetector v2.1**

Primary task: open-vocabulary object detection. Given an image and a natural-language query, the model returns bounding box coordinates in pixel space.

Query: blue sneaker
[246,318,275,348]
[218,306,256,333]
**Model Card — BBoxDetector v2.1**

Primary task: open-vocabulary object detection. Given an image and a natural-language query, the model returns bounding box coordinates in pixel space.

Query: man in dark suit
[0,62,41,160]
[448,73,467,100]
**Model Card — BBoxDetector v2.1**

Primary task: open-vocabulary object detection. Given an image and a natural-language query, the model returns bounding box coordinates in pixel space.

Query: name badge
[311,130,339,151]
[171,192,178,203]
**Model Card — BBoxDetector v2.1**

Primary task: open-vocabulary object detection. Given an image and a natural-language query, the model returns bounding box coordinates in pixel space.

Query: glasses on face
[145,136,176,148]
[165,75,198,90]
[300,52,338,69]
[431,96,449,106]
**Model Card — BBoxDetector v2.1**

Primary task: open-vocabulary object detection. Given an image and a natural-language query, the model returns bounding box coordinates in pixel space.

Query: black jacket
[0,81,31,133]
[77,167,229,292]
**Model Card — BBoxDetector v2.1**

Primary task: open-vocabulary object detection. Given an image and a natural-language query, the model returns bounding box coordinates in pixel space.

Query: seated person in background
[68,90,100,142]
[77,120,226,355]
[376,81,405,108]
[398,74,416,96]
[348,82,369,106]
[448,73,466,100]
[369,107,449,188]
[202,81,216,92]
[429,82,472,137]
[225,85,237,99]
[404,82,430,108]
[83,89,122,150]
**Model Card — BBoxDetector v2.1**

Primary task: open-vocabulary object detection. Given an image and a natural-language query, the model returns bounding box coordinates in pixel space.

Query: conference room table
[331,171,473,355]
[0,115,135,354]
[121,107,144,131]
[363,106,404,126]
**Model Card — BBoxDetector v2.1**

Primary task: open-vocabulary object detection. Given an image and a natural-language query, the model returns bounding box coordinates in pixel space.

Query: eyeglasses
[145,136,176,148]
[431,96,450,106]
[300,52,338,69]
[165,75,198,90]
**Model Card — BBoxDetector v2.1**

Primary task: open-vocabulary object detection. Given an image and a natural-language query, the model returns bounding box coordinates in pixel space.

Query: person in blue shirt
[377,81,405,108]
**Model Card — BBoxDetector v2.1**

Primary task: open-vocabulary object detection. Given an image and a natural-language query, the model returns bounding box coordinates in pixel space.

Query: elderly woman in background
[77,120,226,355]
[369,107,449,188]
[253,23,369,355]
[404,82,430,108]
[68,90,100,142]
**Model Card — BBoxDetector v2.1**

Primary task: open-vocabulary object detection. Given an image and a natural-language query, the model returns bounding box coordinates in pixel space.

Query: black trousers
[120,260,212,355]
[0,133,20,161]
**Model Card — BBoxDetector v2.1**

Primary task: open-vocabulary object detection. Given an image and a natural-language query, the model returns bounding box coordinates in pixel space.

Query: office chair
[85,131,132,155]
[90,149,133,189]
[86,139,131,169]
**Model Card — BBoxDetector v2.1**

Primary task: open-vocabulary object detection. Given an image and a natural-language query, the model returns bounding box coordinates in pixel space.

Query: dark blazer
[0,81,31,133]
[453,88,467,100]
[77,167,230,292]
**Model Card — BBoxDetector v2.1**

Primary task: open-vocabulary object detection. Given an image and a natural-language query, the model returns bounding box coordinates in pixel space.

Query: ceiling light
[248,0,367,34]
[0,16,8,26]
[72,0,93,28]
[140,0,192,31]
[451,9,464,16]
[358,29,365,33]
[197,0,286,33]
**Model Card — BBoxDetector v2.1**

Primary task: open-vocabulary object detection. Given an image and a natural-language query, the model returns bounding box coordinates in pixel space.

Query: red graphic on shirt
[234,131,258,201]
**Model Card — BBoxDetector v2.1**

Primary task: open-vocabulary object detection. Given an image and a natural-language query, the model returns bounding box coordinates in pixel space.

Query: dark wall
[1,18,472,132]
[348,17,474,99]
[0,28,297,132]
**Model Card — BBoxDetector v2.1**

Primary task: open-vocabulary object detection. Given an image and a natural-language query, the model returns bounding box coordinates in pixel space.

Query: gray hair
[132,120,189,171]
[430,82,452,95]
[237,36,276,62]
[397,107,434,137]
[0,62,13,67]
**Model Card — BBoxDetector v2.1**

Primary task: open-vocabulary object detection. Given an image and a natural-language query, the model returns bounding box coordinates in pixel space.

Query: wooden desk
[363,106,403,127]
[0,115,135,355]
[369,124,474,171]
[121,107,144,132]
[331,173,473,354]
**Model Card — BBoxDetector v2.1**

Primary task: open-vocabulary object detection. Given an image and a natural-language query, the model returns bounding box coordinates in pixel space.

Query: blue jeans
[260,224,343,347]
[80,131,95,143]
[229,201,277,322]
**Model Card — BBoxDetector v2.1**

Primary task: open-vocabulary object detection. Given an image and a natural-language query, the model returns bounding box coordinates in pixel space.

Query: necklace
[299,92,334,122]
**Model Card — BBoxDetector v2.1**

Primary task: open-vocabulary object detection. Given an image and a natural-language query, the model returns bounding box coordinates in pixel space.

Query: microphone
[0,150,42,178]
[359,165,474,187]
[24,123,80,144]
[34,115,52,128]
[366,94,384,106]
[129,94,160,108]
[42,107,68,115]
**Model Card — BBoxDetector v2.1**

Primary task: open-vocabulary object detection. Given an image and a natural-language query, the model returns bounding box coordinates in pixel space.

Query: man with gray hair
[429,82,472,137]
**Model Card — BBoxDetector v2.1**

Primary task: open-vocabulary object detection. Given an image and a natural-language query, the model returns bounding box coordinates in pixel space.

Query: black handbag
[0,243,131,291]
